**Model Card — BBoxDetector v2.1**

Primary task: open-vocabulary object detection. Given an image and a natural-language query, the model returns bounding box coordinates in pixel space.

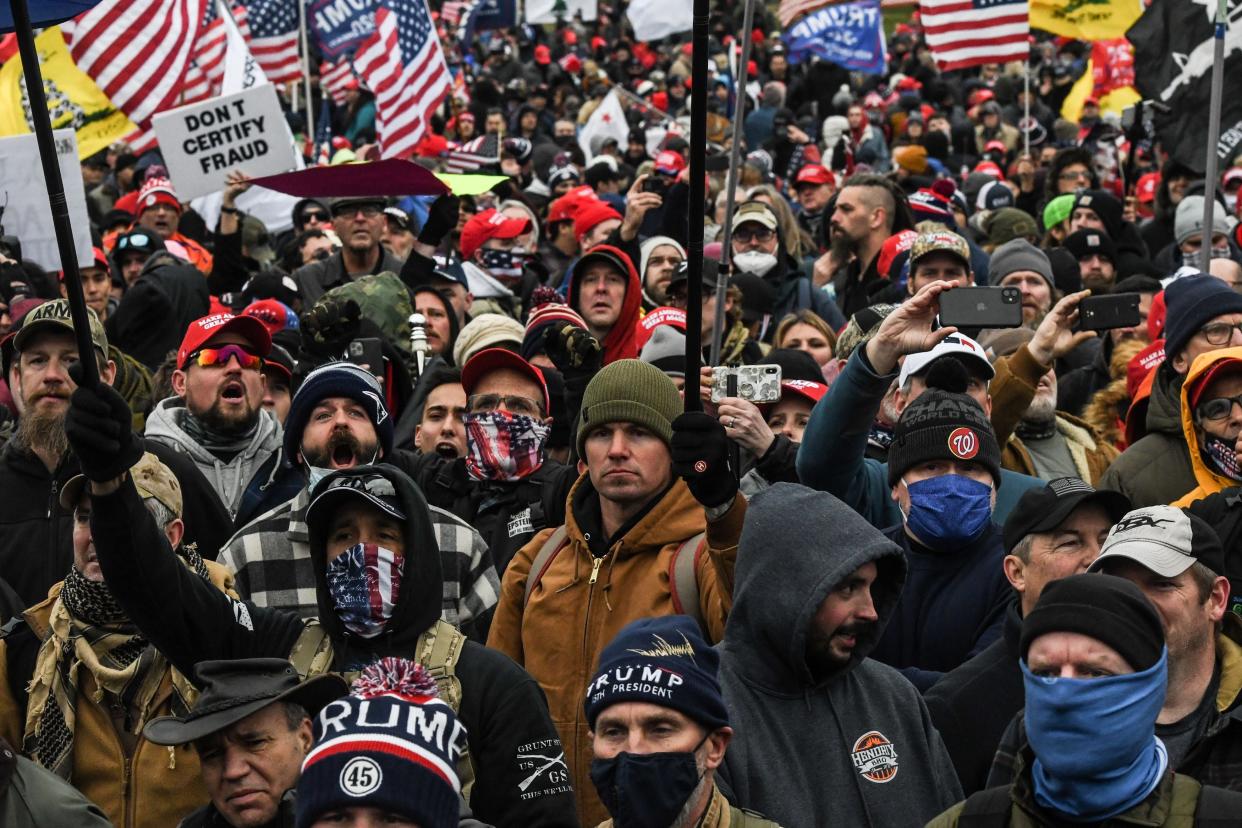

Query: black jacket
[91,465,577,827]
[924,600,1024,795]
[1057,334,1114,417]
[106,253,211,372]
[291,248,405,307]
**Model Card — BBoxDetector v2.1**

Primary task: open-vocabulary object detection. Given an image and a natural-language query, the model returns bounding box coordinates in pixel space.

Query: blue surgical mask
[900,474,993,549]
[1022,650,1169,822]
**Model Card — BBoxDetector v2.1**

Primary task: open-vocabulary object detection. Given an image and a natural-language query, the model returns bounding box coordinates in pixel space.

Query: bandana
[1204,435,1242,482]
[464,410,549,482]
[325,543,403,638]
[478,248,531,289]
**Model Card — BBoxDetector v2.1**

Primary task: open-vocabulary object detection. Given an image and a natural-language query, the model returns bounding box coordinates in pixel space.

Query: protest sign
[782,0,886,75]
[0,130,93,270]
[153,84,298,202]
[310,0,375,59]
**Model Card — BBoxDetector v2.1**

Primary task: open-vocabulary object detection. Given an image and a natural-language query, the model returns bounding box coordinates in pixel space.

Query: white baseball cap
[898,332,995,388]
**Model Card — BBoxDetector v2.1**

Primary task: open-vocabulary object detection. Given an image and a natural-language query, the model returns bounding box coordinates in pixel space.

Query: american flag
[919,0,1029,72]
[194,3,252,94]
[443,133,498,173]
[778,0,834,26]
[63,0,207,125]
[246,0,302,83]
[353,0,451,159]
[320,58,356,106]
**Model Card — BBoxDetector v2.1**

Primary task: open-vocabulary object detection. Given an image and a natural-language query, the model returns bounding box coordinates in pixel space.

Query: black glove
[417,193,461,247]
[65,363,144,482]
[301,296,361,358]
[543,323,602,374]
[671,411,738,508]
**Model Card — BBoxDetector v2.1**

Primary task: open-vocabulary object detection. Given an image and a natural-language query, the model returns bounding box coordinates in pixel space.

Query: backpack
[521,527,707,632]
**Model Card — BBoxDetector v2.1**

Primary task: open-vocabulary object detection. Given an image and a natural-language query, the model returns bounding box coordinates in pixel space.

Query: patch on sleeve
[515,738,572,800]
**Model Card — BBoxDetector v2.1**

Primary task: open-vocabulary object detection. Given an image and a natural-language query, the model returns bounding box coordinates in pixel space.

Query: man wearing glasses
[145,313,281,518]
[1102,275,1242,506]
[291,195,403,306]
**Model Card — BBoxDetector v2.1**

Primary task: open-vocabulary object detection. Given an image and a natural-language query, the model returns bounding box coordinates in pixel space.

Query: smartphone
[938,286,1023,329]
[1079,293,1142,331]
[643,175,671,196]
[710,364,782,404]
[345,337,385,378]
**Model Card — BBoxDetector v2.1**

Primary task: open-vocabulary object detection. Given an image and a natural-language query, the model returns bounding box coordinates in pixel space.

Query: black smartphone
[1079,293,1142,331]
[938,286,1023,329]
[345,337,385,378]
[643,175,670,196]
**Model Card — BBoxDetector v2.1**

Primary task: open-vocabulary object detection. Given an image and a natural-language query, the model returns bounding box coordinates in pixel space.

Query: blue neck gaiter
[1022,649,1169,822]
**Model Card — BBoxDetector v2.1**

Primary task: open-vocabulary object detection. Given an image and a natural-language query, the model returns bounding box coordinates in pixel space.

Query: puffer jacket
[0,562,236,828]
[143,398,283,518]
[1172,347,1242,507]
[1099,362,1197,507]
[487,475,745,827]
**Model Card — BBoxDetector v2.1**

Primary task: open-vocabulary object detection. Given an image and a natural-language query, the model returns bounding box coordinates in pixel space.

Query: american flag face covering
[325,543,403,638]
[464,411,549,482]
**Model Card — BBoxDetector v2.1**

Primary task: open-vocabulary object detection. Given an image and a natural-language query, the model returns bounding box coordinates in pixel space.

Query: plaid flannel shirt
[220,489,499,627]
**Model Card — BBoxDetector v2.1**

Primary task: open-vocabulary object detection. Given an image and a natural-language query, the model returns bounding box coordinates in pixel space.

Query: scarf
[1204,435,1242,483]
[1016,419,1057,441]
[179,409,260,463]
[24,548,209,778]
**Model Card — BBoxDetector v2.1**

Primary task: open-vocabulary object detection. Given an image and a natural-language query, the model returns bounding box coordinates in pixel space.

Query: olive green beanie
[577,359,683,456]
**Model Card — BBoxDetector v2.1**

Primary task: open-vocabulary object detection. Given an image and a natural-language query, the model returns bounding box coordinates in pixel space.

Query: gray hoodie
[718,483,962,828]
[144,397,283,518]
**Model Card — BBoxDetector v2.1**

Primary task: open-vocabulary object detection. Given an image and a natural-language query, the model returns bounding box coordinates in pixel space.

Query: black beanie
[1020,574,1165,672]
[887,388,1001,487]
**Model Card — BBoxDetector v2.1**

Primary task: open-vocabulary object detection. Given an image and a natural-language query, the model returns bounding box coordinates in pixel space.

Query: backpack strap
[288,620,333,680]
[416,620,476,802]
[954,786,1012,828]
[523,526,569,609]
[669,533,705,632]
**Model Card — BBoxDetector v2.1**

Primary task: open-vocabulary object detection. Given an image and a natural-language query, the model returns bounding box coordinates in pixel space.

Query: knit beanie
[988,238,1053,290]
[639,324,687,378]
[452,313,527,369]
[893,145,928,175]
[1020,574,1164,672]
[296,659,464,828]
[1163,274,1242,360]
[887,387,1001,487]
[283,361,393,464]
[1072,190,1123,238]
[1042,194,1075,231]
[987,208,1040,248]
[1175,195,1233,246]
[639,236,686,280]
[577,359,682,456]
[584,616,729,731]
[1063,229,1117,264]
[522,290,587,361]
[574,201,623,242]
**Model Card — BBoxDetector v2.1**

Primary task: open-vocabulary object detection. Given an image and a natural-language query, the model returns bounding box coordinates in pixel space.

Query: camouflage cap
[834,303,900,360]
[908,230,970,268]
[319,272,414,355]
[13,299,108,355]
[60,451,183,519]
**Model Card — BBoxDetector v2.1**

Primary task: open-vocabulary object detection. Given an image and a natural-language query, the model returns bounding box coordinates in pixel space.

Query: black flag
[1128,0,1242,174]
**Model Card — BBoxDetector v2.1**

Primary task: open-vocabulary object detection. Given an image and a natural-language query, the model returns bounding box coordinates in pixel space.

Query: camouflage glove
[417,193,460,247]
[301,295,362,358]
[543,323,602,374]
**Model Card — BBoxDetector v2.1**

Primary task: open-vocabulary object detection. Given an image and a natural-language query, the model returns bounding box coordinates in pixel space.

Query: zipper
[121,754,133,828]
[588,556,604,585]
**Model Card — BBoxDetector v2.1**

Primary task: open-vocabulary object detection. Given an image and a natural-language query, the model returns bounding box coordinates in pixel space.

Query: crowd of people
[3,0,1242,825]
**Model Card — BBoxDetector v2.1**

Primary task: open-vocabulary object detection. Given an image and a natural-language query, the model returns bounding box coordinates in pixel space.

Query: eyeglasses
[468,393,542,417]
[330,204,382,219]
[303,211,329,223]
[1199,395,1242,421]
[187,344,262,370]
[1201,321,1242,346]
[1058,170,1090,183]
[733,227,775,244]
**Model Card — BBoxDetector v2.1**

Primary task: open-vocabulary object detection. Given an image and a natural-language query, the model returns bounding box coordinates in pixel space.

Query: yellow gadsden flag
[1030,0,1143,41]
[0,27,135,159]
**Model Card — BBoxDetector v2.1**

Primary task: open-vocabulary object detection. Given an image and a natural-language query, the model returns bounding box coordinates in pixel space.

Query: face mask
[1204,434,1242,482]
[733,250,778,277]
[325,543,403,638]
[464,410,549,482]
[307,466,334,489]
[901,474,993,549]
[479,247,530,286]
[1022,651,1168,821]
[590,742,704,828]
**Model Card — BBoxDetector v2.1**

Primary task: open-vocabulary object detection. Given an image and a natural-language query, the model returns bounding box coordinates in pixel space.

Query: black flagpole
[683,0,709,412]
[9,0,99,387]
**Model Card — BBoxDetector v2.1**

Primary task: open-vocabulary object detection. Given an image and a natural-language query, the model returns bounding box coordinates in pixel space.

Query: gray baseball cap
[1088,505,1225,578]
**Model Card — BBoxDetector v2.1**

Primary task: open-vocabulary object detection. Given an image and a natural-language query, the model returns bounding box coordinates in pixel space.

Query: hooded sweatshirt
[105,253,210,371]
[143,398,283,518]
[1099,362,1197,507]
[718,483,962,827]
[638,235,686,310]
[1172,346,1242,507]
[567,244,642,364]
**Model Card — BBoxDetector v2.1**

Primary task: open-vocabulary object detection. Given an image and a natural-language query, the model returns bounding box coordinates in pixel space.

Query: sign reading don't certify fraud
[153,84,298,201]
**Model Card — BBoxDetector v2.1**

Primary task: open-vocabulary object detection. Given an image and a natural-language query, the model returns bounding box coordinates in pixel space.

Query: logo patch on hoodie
[851,731,898,783]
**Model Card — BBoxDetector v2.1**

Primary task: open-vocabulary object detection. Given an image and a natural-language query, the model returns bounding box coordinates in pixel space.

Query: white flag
[577,90,629,162]
[626,0,691,41]
[220,0,267,94]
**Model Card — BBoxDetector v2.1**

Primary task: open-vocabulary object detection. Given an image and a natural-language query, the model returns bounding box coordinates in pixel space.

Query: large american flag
[246,0,302,83]
[443,133,498,173]
[919,0,1029,71]
[353,0,451,159]
[186,3,252,101]
[778,0,834,26]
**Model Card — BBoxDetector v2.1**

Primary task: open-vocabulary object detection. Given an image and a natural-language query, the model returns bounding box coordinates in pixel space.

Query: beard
[197,392,260,437]
[302,427,379,469]
[16,396,70,462]
[1024,388,1058,425]
[830,226,857,261]
[806,621,874,678]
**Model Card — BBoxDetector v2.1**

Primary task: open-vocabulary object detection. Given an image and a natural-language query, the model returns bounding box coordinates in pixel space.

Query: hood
[1179,346,1242,497]
[639,235,686,307]
[307,464,444,657]
[1145,361,1186,436]
[145,397,282,458]
[565,472,704,558]
[567,244,642,364]
[723,483,906,691]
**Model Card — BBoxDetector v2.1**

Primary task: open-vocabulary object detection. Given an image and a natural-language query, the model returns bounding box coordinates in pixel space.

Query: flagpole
[299,0,314,147]
[8,0,98,387]
[710,0,756,365]
[1200,0,1227,272]
[683,0,709,411]
[1022,60,1030,158]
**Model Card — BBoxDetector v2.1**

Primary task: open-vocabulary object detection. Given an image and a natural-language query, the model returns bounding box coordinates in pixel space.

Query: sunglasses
[733,227,775,244]
[187,344,262,370]
[116,233,153,251]
[303,211,329,223]
[1199,394,1242,421]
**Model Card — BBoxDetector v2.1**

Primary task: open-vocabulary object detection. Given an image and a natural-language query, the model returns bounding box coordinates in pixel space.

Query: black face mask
[590,737,706,828]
